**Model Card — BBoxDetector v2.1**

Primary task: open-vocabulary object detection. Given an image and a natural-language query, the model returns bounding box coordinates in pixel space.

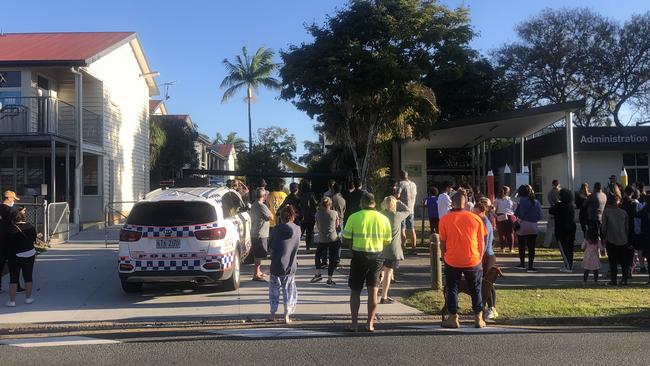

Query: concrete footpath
[0,240,421,327]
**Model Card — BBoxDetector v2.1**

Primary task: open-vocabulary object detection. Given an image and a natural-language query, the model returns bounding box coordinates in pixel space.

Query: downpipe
[70,67,83,227]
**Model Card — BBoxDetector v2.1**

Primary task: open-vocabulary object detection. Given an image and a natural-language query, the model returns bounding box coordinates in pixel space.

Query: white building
[0,32,159,227]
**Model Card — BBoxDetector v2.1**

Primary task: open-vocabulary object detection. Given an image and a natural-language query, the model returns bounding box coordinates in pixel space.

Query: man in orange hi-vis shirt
[438,188,487,329]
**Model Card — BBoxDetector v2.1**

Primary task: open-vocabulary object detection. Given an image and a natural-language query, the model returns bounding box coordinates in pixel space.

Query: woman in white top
[494,186,516,252]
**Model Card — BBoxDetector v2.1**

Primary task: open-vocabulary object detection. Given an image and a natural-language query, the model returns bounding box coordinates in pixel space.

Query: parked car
[117,186,251,293]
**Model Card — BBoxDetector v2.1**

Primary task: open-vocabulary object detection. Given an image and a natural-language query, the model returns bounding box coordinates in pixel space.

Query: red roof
[149,99,163,112]
[210,144,234,158]
[0,32,135,65]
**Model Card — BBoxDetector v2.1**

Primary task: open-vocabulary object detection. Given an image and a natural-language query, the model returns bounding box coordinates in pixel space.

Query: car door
[222,191,251,256]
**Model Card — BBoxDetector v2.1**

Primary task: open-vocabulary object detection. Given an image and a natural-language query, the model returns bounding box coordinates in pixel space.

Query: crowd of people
[248,171,503,328]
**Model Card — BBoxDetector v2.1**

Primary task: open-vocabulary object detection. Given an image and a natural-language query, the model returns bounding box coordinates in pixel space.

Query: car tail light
[119,229,142,242]
[119,263,134,271]
[195,227,227,241]
[203,262,221,270]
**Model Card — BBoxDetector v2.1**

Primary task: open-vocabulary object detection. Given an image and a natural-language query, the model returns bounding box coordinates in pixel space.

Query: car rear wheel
[222,251,241,291]
[121,281,143,293]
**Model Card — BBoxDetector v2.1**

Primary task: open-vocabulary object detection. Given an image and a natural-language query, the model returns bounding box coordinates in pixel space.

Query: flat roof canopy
[405,101,585,149]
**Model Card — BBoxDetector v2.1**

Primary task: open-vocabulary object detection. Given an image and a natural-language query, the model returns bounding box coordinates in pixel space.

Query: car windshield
[126,201,217,226]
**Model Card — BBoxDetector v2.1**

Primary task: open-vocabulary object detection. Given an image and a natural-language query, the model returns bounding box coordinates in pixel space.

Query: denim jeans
[445,263,483,314]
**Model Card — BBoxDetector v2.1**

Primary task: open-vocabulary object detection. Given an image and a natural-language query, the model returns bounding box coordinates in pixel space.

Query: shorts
[383,259,400,269]
[402,214,415,230]
[348,250,384,291]
[251,237,268,259]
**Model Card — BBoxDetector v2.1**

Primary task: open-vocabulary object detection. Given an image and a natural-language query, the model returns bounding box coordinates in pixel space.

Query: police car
[117,186,251,293]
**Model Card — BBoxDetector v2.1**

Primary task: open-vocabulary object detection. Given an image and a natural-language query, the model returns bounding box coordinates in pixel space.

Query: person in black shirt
[298,180,318,253]
[0,190,21,294]
[6,207,36,306]
[344,178,365,224]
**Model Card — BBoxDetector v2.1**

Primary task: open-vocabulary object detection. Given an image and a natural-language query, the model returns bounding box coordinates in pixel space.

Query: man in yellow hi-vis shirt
[342,192,391,332]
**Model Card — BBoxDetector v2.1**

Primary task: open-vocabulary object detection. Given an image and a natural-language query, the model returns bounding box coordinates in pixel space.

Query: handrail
[104,201,139,247]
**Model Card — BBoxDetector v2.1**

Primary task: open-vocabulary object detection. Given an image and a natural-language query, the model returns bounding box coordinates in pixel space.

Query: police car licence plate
[156,238,181,249]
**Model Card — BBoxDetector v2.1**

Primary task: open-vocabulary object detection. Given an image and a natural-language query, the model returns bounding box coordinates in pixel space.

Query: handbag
[514,200,534,232]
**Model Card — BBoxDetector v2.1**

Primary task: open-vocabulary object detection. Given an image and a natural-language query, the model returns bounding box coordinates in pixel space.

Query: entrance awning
[405,101,585,149]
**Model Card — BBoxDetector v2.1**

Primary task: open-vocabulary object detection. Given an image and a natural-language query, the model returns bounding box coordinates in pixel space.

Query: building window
[83,154,99,195]
[623,152,649,186]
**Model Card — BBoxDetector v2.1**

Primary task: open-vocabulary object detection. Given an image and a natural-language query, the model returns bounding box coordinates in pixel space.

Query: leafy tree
[213,131,247,156]
[237,126,297,189]
[281,0,461,184]
[255,126,296,160]
[607,12,650,126]
[220,46,281,154]
[149,120,167,169]
[149,116,199,185]
[299,139,324,167]
[495,9,616,126]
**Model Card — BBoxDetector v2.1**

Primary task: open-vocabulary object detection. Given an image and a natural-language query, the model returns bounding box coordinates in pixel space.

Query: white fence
[47,202,70,244]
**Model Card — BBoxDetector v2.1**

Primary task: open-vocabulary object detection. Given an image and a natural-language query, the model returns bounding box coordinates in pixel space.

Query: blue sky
[4,0,649,157]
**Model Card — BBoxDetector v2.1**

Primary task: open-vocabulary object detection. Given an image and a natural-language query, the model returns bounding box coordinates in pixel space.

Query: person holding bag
[514,185,542,272]
[6,207,36,307]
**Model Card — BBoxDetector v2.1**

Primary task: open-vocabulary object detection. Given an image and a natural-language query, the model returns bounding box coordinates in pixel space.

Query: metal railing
[104,201,139,247]
[47,202,70,244]
[20,201,47,242]
[0,96,102,145]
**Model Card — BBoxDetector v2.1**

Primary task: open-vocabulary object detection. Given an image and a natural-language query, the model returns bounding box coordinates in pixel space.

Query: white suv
[117,186,251,293]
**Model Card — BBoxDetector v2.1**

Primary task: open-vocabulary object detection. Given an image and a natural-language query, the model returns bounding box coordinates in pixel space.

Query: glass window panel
[0,157,14,192]
[623,153,636,166]
[637,168,649,187]
[636,153,648,166]
[83,154,99,195]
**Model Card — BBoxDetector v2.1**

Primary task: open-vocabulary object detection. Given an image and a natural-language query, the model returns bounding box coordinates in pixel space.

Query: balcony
[0,96,101,145]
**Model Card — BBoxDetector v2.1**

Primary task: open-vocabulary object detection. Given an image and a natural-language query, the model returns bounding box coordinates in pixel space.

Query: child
[581,227,604,282]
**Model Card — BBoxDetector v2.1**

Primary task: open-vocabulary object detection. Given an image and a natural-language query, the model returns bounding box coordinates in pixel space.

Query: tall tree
[255,126,297,160]
[494,8,618,126]
[281,0,459,184]
[149,116,199,185]
[213,131,247,156]
[608,12,650,126]
[220,46,281,154]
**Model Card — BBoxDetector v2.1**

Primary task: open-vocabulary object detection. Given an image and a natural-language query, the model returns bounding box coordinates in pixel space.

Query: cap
[3,190,20,201]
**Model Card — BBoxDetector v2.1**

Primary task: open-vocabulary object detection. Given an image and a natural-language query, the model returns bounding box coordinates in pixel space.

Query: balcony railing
[0,96,102,145]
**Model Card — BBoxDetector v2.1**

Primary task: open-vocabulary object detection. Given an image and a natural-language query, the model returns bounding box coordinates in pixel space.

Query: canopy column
[565,111,575,190]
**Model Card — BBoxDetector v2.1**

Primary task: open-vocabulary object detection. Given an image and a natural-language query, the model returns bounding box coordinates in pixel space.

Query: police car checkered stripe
[120,252,235,272]
[122,222,220,238]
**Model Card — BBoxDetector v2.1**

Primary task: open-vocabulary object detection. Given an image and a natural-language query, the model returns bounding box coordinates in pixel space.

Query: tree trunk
[247,86,253,154]
[613,99,626,128]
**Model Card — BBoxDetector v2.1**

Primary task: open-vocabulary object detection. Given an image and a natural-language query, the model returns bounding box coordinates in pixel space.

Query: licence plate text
[156,238,181,249]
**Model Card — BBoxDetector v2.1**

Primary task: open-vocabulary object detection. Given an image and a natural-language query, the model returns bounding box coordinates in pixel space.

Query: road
[1,324,648,365]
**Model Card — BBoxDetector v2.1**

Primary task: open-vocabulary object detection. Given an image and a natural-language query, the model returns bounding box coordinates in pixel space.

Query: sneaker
[484,307,495,320]
[526,268,538,273]
[310,274,323,283]
[380,297,394,304]
[25,298,35,304]
[516,264,526,269]
[326,279,336,287]
[16,287,25,293]
[5,301,16,307]
[491,307,499,319]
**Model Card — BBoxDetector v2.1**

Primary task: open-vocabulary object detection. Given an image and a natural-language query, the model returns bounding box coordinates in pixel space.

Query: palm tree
[213,131,247,156]
[220,46,281,154]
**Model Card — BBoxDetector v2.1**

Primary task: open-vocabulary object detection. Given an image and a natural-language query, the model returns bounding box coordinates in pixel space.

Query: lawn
[404,286,650,319]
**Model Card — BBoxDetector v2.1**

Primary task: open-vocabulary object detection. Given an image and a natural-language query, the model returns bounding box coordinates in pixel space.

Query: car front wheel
[222,251,241,291]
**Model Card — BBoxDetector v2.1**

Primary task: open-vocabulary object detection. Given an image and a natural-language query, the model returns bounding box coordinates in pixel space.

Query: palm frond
[221,82,246,103]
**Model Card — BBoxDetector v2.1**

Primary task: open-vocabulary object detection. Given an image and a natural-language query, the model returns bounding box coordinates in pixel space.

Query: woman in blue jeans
[514,185,542,272]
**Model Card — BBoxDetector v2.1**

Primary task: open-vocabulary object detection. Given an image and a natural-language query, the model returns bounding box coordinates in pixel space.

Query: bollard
[429,233,442,290]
